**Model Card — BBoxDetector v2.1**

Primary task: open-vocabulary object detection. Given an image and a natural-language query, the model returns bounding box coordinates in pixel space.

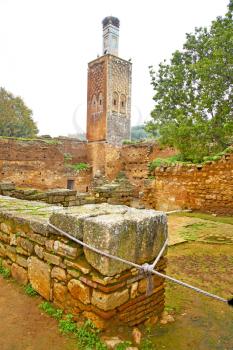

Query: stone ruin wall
[0,137,175,192]
[0,197,167,328]
[142,152,233,215]
[0,138,91,192]
[1,137,233,215]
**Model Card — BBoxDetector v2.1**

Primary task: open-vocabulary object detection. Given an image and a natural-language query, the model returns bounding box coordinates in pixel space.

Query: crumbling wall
[0,138,91,191]
[142,152,233,215]
[0,197,167,328]
[119,143,175,187]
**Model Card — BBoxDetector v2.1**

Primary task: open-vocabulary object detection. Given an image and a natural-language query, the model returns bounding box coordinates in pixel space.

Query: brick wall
[142,152,233,215]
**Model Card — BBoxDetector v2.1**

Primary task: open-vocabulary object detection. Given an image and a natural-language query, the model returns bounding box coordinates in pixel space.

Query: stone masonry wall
[142,152,233,215]
[0,197,167,328]
[0,138,91,192]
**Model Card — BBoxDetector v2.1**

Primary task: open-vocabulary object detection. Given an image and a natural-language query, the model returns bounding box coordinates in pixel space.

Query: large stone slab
[49,204,167,276]
[49,203,128,239]
[83,207,167,276]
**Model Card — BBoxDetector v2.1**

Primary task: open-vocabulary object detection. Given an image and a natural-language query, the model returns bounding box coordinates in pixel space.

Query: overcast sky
[0,0,229,137]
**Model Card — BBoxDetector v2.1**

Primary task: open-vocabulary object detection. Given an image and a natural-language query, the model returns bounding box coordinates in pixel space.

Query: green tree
[146,1,233,162]
[0,87,38,137]
[131,125,150,140]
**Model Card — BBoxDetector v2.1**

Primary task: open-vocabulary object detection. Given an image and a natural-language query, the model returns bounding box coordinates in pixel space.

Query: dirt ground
[0,213,233,350]
[0,278,77,350]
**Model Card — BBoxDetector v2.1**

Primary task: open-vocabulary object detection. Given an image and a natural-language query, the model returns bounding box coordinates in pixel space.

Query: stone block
[16,255,28,268]
[11,263,28,285]
[83,207,167,276]
[27,232,46,245]
[68,279,91,304]
[91,288,129,311]
[16,237,34,254]
[5,246,16,262]
[54,240,78,259]
[0,242,6,257]
[64,257,91,274]
[35,244,44,259]
[53,282,67,303]
[28,257,51,300]
[49,203,128,239]
[0,222,12,234]
[51,266,66,281]
[44,252,62,266]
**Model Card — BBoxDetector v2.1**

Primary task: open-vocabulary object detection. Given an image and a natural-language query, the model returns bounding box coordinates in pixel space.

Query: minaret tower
[102,16,119,56]
[86,16,132,145]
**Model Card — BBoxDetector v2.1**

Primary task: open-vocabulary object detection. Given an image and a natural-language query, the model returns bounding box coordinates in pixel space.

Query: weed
[115,341,132,350]
[149,154,184,172]
[149,145,233,172]
[24,283,38,297]
[39,301,63,320]
[0,259,10,278]
[59,314,77,334]
[75,320,107,350]
[67,162,90,172]
[139,338,154,350]
[64,153,73,161]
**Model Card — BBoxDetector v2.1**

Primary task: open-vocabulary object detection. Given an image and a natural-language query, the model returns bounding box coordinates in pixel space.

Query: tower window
[112,92,119,112]
[120,94,126,114]
[99,99,102,105]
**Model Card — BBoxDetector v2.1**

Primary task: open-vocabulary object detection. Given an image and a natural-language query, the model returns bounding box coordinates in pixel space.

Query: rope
[48,222,233,306]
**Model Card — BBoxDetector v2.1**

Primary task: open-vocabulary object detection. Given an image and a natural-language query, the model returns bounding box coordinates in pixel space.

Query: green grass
[59,316,107,350]
[75,320,107,350]
[173,212,233,225]
[39,301,63,320]
[59,314,77,334]
[0,136,62,144]
[64,153,73,161]
[0,259,11,278]
[67,162,90,172]
[38,302,108,350]
[149,154,185,172]
[24,283,38,297]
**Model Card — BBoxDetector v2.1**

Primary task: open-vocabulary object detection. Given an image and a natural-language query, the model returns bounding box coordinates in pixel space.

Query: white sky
[0,0,229,136]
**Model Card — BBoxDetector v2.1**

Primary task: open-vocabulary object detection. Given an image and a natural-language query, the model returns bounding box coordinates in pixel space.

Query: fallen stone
[144,315,159,326]
[102,336,123,349]
[132,327,142,345]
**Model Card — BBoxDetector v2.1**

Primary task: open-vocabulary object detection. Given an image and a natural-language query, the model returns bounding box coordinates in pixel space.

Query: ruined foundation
[0,197,167,328]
